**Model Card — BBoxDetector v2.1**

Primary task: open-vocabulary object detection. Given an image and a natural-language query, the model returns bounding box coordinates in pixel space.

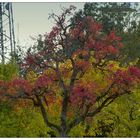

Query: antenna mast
[0,2,16,64]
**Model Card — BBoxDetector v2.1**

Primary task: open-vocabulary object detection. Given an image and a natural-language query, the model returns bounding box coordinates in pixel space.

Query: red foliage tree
[1,6,140,137]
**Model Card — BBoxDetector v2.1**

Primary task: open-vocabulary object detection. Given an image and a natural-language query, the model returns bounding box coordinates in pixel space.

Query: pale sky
[12,3,85,46]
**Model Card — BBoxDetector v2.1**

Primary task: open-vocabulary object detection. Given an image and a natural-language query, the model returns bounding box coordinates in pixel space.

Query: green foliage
[0,101,51,137]
[68,87,140,137]
[121,23,140,66]
[84,88,140,137]
[0,61,19,81]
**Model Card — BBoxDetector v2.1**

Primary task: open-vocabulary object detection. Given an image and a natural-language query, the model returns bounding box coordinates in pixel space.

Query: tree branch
[35,95,61,133]
[66,104,90,134]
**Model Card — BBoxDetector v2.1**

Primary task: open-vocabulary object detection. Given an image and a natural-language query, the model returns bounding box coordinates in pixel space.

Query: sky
[12,3,85,46]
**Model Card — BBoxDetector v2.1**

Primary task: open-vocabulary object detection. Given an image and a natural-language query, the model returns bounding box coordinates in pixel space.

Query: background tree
[72,3,139,34]
[0,61,19,81]
[121,22,140,66]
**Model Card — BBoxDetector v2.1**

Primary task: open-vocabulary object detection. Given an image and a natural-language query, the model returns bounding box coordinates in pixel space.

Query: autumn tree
[1,6,140,137]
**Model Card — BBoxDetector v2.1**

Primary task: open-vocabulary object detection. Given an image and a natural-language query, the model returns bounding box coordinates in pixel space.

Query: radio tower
[0,2,16,64]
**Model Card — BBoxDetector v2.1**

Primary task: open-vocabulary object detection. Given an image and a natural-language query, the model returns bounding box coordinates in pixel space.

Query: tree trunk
[60,130,68,137]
